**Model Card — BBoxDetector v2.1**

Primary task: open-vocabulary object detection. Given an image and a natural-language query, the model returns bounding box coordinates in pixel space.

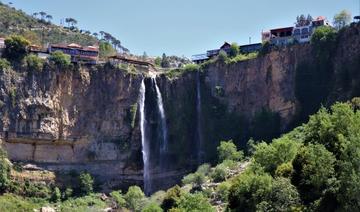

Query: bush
[24,54,44,72]
[124,186,146,211]
[196,163,211,176]
[0,149,10,193]
[51,187,61,202]
[229,42,240,57]
[161,185,182,211]
[216,181,231,202]
[142,202,163,212]
[49,51,71,68]
[217,140,243,163]
[217,50,228,63]
[110,190,126,208]
[62,187,73,200]
[0,58,10,71]
[4,35,30,61]
[173,193,214,212]
[275,162,293,178]
[78,172,94,195]
[211,164,227,182]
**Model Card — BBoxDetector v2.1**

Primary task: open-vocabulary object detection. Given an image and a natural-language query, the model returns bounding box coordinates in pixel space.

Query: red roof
[51,43,98,52]
[270,27,294,33]
[314,16,326,21]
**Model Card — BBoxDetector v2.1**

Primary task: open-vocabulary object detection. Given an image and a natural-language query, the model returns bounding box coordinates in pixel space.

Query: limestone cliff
[0,23,359,193]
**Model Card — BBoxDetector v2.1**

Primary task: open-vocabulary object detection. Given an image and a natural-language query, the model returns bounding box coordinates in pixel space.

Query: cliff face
[0,64,144,191]
[1,24,359,193]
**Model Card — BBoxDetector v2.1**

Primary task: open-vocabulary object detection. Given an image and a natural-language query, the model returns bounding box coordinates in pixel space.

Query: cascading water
[153,77,168,154]
[196,71,204,163]
[139,79,150,194]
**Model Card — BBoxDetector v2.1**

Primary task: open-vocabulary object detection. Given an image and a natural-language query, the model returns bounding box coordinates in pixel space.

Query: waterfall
[196,71,204,163]
[139,78,150,194]
[153,77,168,154]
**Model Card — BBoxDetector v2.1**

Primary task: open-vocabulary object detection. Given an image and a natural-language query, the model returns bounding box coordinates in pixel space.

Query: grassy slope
[0,2,98,46]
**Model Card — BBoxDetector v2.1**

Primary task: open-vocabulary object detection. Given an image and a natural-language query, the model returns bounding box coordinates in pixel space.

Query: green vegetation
[217,140,244,163]
[0,149,10,192]
[0,58,10,71]
[99,41,116,58]
[24,54,44,72]
[78,172,94,196]
[333,10,352,30]
[3,35,30,61]
[49,51,71,68]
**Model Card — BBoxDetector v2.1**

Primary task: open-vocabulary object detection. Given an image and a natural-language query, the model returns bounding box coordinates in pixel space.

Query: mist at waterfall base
[138,76,205,195]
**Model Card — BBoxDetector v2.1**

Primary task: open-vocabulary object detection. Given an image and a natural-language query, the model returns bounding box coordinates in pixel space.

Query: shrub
[217,50,228,63]
[216,181,231,202]
[0,148,10,192]
[196,163,211,176]
[142,202,163,212]
[4,35,30,61]
[217,140,243,163]
[173,193,214,212]
[24,54,44,72]
[161,185,182,211]
[62,187,73,200]
[211,164,227,182]
[51,187,61,202]
[49,51,71,68]
[0,58,10,71]
[124,186,146,211]
[275,162,293,178]
[229,42,240,57]
[78,172,94,195]
[110,190,126,208]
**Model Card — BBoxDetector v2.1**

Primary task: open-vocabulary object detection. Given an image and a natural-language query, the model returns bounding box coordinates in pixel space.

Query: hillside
[0,1,98,46]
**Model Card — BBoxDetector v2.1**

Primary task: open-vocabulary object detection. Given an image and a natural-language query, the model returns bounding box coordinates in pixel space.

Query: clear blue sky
[8,0,359,57]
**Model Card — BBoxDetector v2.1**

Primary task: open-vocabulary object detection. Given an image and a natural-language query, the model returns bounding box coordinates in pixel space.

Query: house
[269,27,294,46]
[312,16,330,28]
[49,43,99,64]
[293,25,312,43]
[191,53,209,64]
[207,42,231,58]
[240,43,262,54]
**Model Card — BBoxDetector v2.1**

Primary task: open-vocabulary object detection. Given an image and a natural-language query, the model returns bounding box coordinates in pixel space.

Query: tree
[217,140,243,163]
[333,10,352,30]
[174,193,214,212]
[45,14,53,23]
[228,170,273,212]
[229,42,239,57]
[154,57,161,66]
[161,53,170,68]
[296,14,313,27]
[257,178,301,212]
[99,41,116,58]
[49,51,71,68]
[124,186,146,211]
[253,137,300,175]
[78,172,94,195]
[291,144,336,204]
[4,35,30,61]
[39,11,46,20]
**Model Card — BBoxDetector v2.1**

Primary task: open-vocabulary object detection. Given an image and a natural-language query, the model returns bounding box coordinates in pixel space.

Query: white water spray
[139,79,150,194]
[153,77,168,153]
